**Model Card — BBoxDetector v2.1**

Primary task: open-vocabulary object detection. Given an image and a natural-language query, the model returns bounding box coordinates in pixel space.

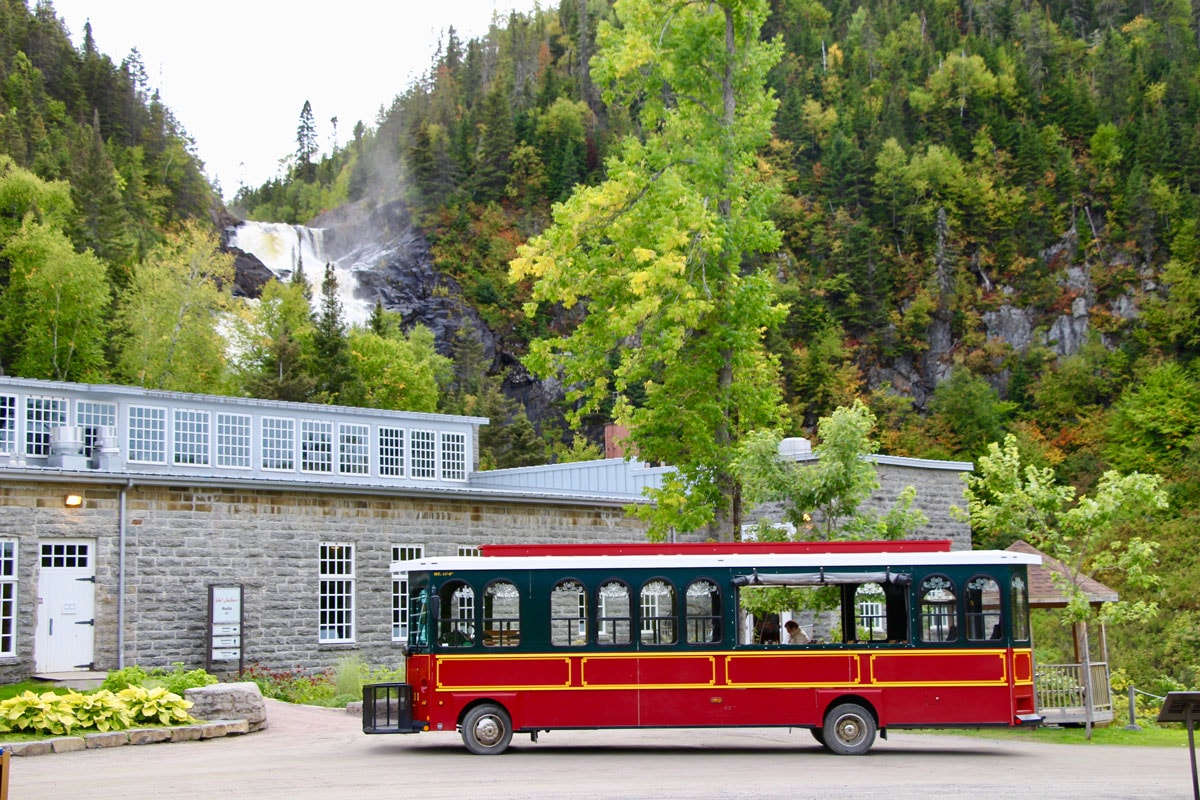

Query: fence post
[1125,685,1142,731]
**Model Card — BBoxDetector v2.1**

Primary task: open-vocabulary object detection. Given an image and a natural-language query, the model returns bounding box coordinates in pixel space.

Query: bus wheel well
[820,695,879,726]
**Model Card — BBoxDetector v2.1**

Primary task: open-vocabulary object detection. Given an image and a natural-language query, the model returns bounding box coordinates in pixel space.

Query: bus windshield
[411,588,430,648]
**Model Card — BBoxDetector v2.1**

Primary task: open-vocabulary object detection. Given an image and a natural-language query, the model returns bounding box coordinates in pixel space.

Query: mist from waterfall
[228,221,374,328]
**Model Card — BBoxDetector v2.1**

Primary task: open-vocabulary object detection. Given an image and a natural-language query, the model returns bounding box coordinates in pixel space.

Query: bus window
[550,579,587,646]
[640,579,677,645]
[1011,574,1030,642]
[597,579,632,645]
[919,575,957,643]
[966,575,1002,641]
[685,579,721,644]
[411,588,430,648]
[854,584,887,641]
[438,580,476,647]
[483,580,520,647]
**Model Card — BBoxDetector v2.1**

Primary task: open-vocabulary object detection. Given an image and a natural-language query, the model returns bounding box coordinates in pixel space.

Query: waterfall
[228,221,375,328]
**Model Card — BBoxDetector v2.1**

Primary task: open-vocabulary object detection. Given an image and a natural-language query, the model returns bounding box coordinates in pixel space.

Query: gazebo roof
[1007,540,1119,608]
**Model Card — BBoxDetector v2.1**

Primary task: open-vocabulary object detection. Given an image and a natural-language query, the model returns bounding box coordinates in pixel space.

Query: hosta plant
[0,690,79,735]
[68,690,132,732]
[116,685,194,726]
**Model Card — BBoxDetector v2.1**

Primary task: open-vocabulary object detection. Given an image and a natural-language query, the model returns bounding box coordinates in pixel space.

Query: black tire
[810,727,826,746]
[822,702,876,755]
[461,703,513,755]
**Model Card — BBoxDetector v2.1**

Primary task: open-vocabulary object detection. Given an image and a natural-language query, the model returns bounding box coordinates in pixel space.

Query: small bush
[157,663,219,695]
[0,690,80,735]
[68,690,131,732]
[101,666,149,692]
[116,686,193,726]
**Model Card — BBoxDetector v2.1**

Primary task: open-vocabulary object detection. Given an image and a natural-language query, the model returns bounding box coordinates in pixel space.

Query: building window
[301,420,333,473]
[76,401,117,453]
[339,424,370,475]
[127,406,167,463]
[25,396,68,457]
[261,417,294,471]
[173,409,210,465]
[216,413,252,469]
[379,427,404,477]
[0,540,16,657]
[411,430,436,479]
[40,541,89,568]
[319,543,355,643]
[457,546,480,557]
[0,395,16,455]
[441,432,466,480]
[392,545,424,641]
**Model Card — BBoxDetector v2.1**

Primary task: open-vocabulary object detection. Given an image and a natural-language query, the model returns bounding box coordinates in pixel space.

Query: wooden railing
[1035,662,1113,724]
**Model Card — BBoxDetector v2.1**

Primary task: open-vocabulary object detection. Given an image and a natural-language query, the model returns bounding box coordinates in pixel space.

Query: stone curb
[3,719,254,757]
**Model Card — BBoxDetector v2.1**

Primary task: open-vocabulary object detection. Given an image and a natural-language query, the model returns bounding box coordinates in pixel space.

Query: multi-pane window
[216,413,252,468]
[262,417,295,471]
[483,580,521,647]
[440,432,466,480]
[0,540,16,657]
[127,406,167,463]
[640,579,677,645]
[379,427,405,477]
[966,575,1002,641]
[76,401,117,453]
[411,430,437,479]
[40,541,89,568]
[392,545,424,641]
[319,543,355,643]
[339,424,370,475]
[173,409,210,465]
[301,420,333,473]
[551,580,588,646]
[685,579,721,644]
[25,396,68,457]
[0,395,16,455]
[597,580,632,645]
[919,575,958,643]
[457,546,481,558]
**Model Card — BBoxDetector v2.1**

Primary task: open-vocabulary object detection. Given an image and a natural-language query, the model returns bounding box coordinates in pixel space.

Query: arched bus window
[1011,574,1030,642]
[640,579,677,645]
[551,579,587,647]
[483,579,520,647]
[919,575,957,643]
[597,579,632,645]
[685,579,721,644]
[438,580,475,647]
[966,575,1003,641]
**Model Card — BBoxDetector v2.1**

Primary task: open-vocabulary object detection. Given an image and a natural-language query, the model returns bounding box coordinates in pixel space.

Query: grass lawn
[0,680,66,701]
[921,723,1191,747]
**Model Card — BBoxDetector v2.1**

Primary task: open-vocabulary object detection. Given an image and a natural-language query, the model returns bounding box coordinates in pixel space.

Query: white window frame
[301,420,333,474]
[457,546,481,557]
[215,412,252,469]
[0,540,16,657]
[379,427,405,477]
[261,417,295,471]
[0,394,16,455]
[392,545,424,641]
[173,408,211,466]
[75,401,117,454]
[410,429,437,479]
[319,542,355,643]
[25,396,69,457]
[338,423,370,476]
[440,432,467,481]
[127,405,167,464]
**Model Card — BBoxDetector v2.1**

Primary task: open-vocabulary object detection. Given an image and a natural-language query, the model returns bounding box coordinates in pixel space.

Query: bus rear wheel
[461,703,513,755]
[821,702,876,756]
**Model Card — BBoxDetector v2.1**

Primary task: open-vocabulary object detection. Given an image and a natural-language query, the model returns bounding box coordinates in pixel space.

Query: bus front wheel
[821,702,876,755]
[461,703,513,755]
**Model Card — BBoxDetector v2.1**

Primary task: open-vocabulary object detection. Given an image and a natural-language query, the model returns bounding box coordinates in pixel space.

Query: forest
[2,0,1199,689]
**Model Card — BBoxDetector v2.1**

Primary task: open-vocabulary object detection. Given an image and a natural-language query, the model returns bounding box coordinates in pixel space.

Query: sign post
[207,584,244,676]
[1157,691,1200,800]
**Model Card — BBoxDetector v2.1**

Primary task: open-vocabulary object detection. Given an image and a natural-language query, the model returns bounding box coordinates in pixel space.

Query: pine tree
[296,100,317,181]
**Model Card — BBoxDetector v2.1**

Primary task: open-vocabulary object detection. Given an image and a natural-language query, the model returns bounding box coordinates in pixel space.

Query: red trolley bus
[362,540,1042,755]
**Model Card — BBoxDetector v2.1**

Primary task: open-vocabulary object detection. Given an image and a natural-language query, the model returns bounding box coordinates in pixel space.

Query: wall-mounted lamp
[64,494,83,508]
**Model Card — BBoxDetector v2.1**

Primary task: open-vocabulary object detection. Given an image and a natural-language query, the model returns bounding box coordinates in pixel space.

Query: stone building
[0,377,971,681]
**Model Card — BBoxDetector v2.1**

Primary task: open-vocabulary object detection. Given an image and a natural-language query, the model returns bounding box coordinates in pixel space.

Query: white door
[35,540,96,672]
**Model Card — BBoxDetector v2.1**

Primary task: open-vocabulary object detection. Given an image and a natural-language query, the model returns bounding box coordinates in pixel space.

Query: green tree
[114,222,233,392]
[296,100,317,181]
[734,400,928,540]
[511,0,786,540]
[230,278,316,402]
[346,324,449,412]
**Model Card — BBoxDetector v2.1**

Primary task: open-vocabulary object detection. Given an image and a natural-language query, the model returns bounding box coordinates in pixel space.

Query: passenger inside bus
[785,620,810,644]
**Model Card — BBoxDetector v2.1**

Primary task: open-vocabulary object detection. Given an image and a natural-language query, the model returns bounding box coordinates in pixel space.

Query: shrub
[0,690,79,735]
[68,690,131,732]
[242,663,336,705]
[116,686,194,726]
[101,665,149,692]
[157,663,219,695]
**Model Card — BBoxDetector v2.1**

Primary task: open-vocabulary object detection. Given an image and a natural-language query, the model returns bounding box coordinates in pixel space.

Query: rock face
[185,682,268,732]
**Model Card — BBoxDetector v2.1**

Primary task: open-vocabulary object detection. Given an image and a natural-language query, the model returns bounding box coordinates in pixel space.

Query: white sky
[48,0,547,199]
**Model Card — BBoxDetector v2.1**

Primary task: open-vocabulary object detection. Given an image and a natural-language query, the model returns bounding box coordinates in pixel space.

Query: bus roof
[479,540,953,557]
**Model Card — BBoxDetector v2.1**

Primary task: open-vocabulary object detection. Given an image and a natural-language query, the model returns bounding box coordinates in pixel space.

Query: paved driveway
[10,700,1194,799]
